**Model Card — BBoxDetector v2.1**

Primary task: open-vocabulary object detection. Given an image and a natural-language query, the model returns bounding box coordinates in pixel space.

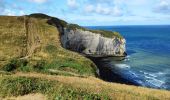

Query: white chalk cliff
[61,28,126,57]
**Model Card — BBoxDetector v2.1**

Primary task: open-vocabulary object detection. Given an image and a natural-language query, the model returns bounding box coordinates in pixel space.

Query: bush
[0,77,54,97]
[33,60,46,71]
[45,44,57,53]
[0,76,110,99]
[2,59,28,72]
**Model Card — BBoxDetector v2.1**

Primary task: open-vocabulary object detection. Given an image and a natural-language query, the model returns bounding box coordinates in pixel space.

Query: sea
[86,25,170,90]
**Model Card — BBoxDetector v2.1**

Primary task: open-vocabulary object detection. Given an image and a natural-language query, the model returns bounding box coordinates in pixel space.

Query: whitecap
[124,58,130,61]
[144,76,152,79]
[128,70,138,77]
[141,71,158,78]
[157,72,164,75]
[148,73,157,78]
[146,78,165,87]
[114,64,130,69]
[124,56,130,61]
[126,55,130,58]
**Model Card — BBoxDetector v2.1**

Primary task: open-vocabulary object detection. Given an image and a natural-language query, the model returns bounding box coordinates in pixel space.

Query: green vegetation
[89,30,123,39]
[66,23,123,39]
[28,13,51,19]
[28,13,68,27]
[2,59,28,72]
[1,57,96,77]
[0,13,169,100]
[0,15,97,77]
[67,24,86,30]
[28,13,123,39]
[0,73,169,100]
[0,76,110,100]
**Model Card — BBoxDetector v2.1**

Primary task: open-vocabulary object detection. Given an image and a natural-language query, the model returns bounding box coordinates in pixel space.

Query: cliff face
[0,13,126,76]
[32,13,126,57]
[61,28,126,57]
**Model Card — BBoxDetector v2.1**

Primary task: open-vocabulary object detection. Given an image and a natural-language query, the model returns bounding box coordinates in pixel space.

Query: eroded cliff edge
[0,13,126,77]
[45,13,126,58]
[0,14,170,100]
[61,28,126,57]
[46,13,127,79]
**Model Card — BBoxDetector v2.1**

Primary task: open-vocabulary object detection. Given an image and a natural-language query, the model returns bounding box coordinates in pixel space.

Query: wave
[112,64,167,89]
[114,64,130,69]
[146,79,165,88]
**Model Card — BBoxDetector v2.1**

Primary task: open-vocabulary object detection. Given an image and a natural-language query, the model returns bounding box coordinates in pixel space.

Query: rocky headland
[0,13,169,100]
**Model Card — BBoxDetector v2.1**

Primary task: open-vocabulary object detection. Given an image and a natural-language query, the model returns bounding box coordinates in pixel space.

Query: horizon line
[83,24,170,27]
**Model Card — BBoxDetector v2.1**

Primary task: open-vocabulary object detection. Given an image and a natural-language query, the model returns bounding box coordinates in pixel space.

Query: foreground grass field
[0,72,170,100]
[0,14,170,100]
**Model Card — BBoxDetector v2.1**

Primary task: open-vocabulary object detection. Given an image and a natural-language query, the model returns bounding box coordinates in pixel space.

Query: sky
[0,0,170,26]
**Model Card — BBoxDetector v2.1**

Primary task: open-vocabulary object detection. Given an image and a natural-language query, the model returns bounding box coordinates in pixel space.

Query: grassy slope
[4,93,46,100]
[0,14,170,100]
[67,24,123,39]
[0,72,170,100]
[0,16,96,76]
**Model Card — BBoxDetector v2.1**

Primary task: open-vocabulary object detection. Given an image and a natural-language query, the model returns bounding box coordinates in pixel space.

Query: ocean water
[86,25,170,90]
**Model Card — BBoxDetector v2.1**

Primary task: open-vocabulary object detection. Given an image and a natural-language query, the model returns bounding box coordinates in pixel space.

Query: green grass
[0,15,97,76]
[67,24,86,30]
[88,30,123,39]
[0,73,169,100]
[0,76,110,100]
[66,23,123,39]
[28,13,123,39]
[2,59,28,72]
[1,56,97,77]
[0,76,53,97]
[1,14,169,100]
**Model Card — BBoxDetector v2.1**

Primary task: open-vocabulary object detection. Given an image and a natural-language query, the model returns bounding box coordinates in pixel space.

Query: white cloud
[28,0,47,3]
[153,0,170,14]
[84,3,123,16]
[3,9,16,16]
[84,4,94,13]
[112,6,123,16]
[67,0,78,9]
[96,4,112,15]
[1,9,25,16]
[19,11,25,15]
[0,0,16,16]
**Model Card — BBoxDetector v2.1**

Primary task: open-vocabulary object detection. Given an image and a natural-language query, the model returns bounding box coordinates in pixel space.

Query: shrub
[2,59,28,72]
[33,60,46,71]
[0,76,110,99]
[0,77,54,97]
[45,44,57,53]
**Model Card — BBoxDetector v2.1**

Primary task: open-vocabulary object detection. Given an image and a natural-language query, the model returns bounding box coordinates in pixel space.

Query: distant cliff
[61,28,126,57]
[0,13,126,76]
[43,14,126,57]
[0,14,170,100]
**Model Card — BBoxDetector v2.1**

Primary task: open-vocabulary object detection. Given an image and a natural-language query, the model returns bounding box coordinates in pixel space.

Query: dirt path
[3,93,46,100]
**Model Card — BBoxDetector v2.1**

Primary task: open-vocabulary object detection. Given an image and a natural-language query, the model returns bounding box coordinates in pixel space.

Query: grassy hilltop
[0,14,170,100]
[0,14,97,76]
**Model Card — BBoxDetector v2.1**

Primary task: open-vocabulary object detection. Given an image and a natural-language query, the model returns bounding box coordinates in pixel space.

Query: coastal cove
[1,0,170,99]
[0,14,170,99]
[86,25,170,90]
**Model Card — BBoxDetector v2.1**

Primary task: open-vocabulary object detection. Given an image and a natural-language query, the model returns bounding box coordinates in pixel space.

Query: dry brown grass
[3,93,46,100]
[11,72,170,100]
[0,16,97,76]
[1,15,170,100]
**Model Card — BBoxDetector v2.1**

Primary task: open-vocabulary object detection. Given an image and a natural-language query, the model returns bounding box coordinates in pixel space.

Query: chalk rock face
[61,29,126,57]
